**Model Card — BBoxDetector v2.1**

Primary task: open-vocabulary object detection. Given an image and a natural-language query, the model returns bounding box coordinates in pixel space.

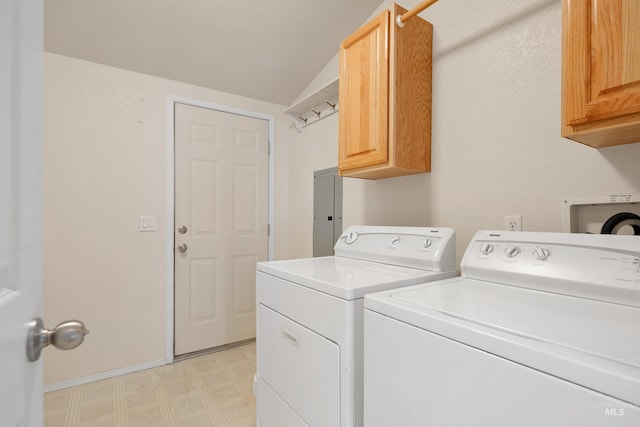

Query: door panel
[0,0,44,424]
[189,259,218,322]
[234,163,258,234]
[232,255,256,315]
[190,160,218,235]
[174,103,269,356]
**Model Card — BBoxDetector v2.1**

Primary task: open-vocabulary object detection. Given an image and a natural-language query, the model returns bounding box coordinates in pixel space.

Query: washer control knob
[479,244,494,255]
[422,238,432,249]
[345,232,359,244]
[534,248,551,261]
[391,236,401,247]
[505,246,521,258]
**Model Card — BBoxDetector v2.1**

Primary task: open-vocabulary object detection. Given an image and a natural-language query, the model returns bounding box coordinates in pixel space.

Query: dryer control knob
[345,232,359,244]
[505,246,521,258]
[479,244,494,255]
[534,248,551,261]
[422,238,432,249]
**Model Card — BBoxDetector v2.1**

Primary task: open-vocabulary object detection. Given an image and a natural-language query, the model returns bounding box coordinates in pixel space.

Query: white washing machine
[364,230,640,427]
[255,226,457,427]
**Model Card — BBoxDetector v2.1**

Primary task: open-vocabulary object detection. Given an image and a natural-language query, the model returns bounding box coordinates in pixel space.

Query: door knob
[177,243,188,253]
[26,318,89,362]
[178,225,187,234]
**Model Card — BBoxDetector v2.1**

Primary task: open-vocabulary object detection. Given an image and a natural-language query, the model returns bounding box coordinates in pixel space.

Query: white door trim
[165,94,275,363]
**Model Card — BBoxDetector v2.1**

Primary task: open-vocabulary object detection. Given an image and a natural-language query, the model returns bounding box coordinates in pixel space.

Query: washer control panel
[477,244,550,261]
[463,230,640,307]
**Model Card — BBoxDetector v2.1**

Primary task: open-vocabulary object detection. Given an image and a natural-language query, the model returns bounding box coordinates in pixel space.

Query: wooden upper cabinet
[338,4,433,179]
[562,0,640,147]
[339,10,390,173]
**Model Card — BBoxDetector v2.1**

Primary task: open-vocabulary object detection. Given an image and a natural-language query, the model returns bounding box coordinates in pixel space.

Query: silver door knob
[178,225,187,234]
[26,318,89,362]
[177,243,188,253]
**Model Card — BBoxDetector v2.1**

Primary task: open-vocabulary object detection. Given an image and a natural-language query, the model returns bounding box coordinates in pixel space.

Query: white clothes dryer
[364,230,640,427]
[255,226,456,427]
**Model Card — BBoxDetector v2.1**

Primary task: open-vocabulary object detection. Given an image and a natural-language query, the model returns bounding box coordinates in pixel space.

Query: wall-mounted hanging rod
[396,0,439,27]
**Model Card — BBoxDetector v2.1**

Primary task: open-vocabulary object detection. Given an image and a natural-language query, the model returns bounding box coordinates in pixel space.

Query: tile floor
[44,342,256,427]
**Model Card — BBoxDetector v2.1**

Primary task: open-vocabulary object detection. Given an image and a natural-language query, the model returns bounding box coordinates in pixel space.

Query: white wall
[43,0,640,385]
[288,0,640,262]
[285,117,339,257]
[43,53,291,385]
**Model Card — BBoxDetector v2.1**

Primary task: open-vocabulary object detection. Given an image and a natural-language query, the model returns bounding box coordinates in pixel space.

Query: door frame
[165,95,275,363]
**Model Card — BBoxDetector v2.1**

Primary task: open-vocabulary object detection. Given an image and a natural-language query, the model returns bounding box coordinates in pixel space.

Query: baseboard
[173,338,256,362]
[43,358,167,393]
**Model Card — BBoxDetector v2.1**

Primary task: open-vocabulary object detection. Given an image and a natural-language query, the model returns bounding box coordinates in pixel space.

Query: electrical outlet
[504,215,522,231]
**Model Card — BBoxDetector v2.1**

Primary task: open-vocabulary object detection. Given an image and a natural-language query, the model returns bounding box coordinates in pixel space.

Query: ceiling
[44,0,383,106]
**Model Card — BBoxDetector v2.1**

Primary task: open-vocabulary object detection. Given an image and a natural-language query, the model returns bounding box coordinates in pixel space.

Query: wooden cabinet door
[563,0,640,146]
[338,10,389,172]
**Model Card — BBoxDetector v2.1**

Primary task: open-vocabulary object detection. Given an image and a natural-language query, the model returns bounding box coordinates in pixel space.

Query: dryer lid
[258,256,455,300]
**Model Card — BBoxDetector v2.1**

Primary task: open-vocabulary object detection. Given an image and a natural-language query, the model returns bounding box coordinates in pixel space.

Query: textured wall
[425,0,640,260]
[285,112,431,259]
[285,115,340,257]
[43,53,290,385]
[42,0,640,385]
[289,0,640,262]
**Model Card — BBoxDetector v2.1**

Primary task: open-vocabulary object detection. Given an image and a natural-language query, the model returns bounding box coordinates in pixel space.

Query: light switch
[140,215,158,232]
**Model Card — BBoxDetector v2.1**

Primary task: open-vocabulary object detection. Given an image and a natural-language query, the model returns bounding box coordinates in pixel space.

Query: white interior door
[174,103,269,356]
[0,0,44,425]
